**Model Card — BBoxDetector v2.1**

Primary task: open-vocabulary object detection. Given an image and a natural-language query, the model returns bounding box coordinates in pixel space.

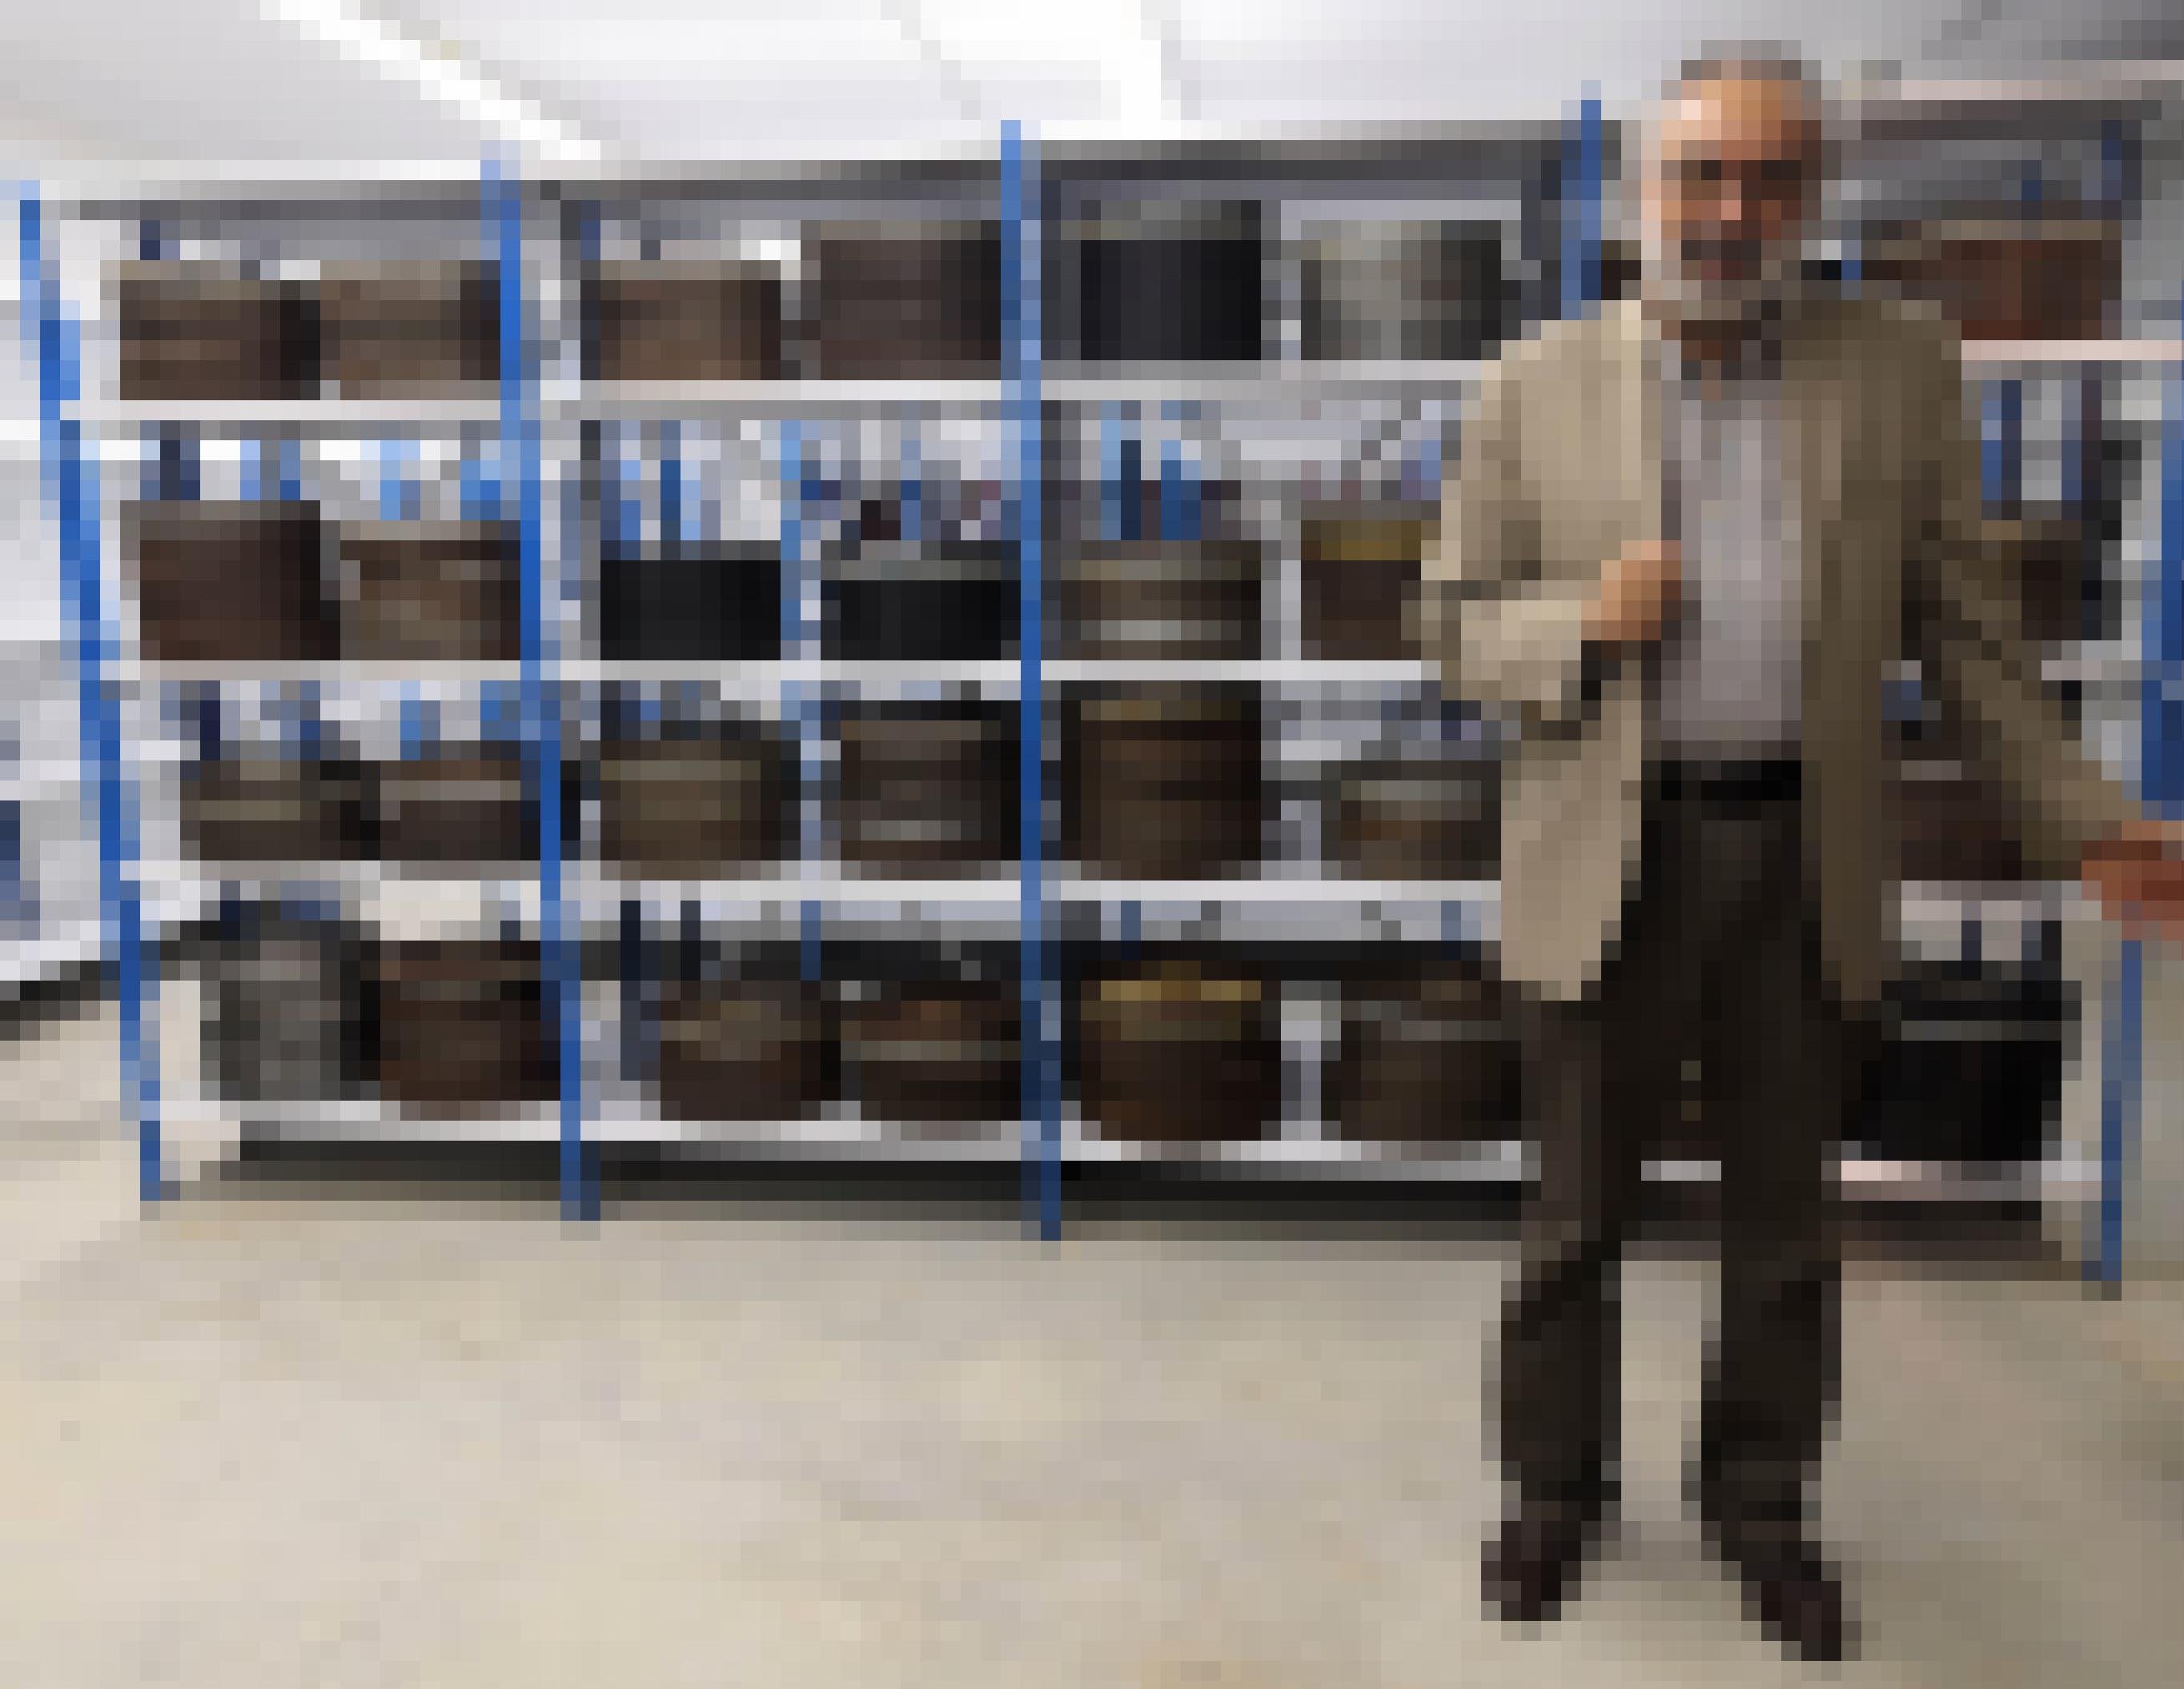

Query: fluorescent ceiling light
[259,0,603,164]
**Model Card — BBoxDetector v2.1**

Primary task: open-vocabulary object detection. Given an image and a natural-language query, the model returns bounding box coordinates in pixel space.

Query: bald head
[1638,54,1830,333]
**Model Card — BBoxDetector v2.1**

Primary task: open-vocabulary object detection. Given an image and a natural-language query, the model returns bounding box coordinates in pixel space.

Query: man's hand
[2082,816,2184,938]
[1585,541,1684,652]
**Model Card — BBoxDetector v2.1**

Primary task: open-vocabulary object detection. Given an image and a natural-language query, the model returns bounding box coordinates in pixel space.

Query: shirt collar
[1643,287,1814,394]
[1668,323,1787,395]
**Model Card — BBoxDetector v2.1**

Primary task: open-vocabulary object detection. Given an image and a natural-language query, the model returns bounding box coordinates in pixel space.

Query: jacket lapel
[1614,300,1669,548]
[1784,303,1852,725]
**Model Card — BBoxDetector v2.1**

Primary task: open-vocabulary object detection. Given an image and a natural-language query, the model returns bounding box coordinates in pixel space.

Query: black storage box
[823,544,1017,662]
[1064,201,1266,364]
[1856,964,2072,1165]
[596,544,782,663]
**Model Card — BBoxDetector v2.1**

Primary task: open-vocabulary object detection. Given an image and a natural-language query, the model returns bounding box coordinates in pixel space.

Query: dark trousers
[1492,768,1873,1559]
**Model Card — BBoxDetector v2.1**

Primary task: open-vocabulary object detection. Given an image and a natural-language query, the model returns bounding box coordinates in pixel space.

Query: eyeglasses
[1660,156,1813,203]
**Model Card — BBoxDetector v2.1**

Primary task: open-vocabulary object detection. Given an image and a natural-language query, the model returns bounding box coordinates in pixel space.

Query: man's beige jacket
[1419,294,2138,1007]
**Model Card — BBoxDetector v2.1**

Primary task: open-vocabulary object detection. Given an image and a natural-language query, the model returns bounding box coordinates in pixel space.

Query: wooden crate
[375,939,552,1112]
[592,260,783,382]
[836,702,1018,873]
[337,520,520,662]
[182,756,368,865]
[841,980,1020,1125]
[655,980,832,1122]
[1054,544,1263,660]
[596,732,795,876]
[1076,961,1279,1143]
[805,222,1002,379]
[116,263,318,400]
[1324,753,1500,881]
[1864,217,2120,341]
[1299,504,1435,661]
[128,502,333,664]
[1330,964,1520,1146]
[319,261,498,394]
[373,748,535,867]
[1064,685,1263,879]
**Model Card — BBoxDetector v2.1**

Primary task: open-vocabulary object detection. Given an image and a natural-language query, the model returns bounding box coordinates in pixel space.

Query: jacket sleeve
[1910,320,2140,873]
[1415,354,1603,734]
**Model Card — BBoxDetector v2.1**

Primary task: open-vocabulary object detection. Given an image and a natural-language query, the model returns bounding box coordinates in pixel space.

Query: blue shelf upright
[22,188,161,1202]
[2107,282,2184,1292]
[1004,120,1059,1242]
[490,157,587,1221]
[1562,90,1604,321]
[2090,115,2161,1295]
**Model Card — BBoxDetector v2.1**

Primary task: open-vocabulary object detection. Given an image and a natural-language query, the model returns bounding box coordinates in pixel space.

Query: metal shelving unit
[19,82,2179,1254]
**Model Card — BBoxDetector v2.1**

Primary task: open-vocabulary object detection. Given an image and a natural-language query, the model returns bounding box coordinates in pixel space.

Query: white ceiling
[0,0,2175,170]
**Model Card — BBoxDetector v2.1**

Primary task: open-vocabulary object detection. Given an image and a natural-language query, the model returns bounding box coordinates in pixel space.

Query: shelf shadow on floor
[206,1134,2063,1266]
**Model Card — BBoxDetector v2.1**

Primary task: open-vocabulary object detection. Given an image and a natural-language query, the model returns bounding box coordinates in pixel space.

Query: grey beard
[1640,253,1805,331]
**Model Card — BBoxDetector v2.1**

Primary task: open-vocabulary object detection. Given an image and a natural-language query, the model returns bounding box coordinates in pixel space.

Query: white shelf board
[560,660,1437,686]
[1070,1135,1528,1180]
[82,398,503,431]
[214,1101,563,1143]
[0,775,84,806]
[1044,361,1481,401]
[71,351,2179,439]
[574,871,1022,905]
[126,867,2096,920]
[1047,660,1435,684]
[144,866,1503,908]
[1837,1155,2097,1203]
[561,381,1007,417]
[2042,652,2132,686]
[586,1113,1023,1160]
[562,660,1020,688]
[1898,882,2070,918]
[138,661,528,685]
[1076,1145,2090,1195]
[165,1098,2097,1198]
[1959,339,2184,368]
[0,927,107,990]
[155,861,544,885]
[556,367,1483,417]
[1053,878,1497,904]
[146,870,542,941]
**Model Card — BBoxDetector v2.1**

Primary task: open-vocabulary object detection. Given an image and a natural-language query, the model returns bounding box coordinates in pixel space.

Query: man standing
[1424,54,2184,1663]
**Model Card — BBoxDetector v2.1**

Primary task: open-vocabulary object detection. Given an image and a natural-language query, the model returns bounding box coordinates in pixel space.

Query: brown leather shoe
[1482,1510,1605,1625]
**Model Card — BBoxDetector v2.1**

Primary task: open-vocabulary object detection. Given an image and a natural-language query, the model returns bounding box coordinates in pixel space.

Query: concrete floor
[1,998,2179,1687]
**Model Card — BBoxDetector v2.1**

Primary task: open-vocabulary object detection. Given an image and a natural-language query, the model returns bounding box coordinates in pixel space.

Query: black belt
[1658,756,1803,804]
